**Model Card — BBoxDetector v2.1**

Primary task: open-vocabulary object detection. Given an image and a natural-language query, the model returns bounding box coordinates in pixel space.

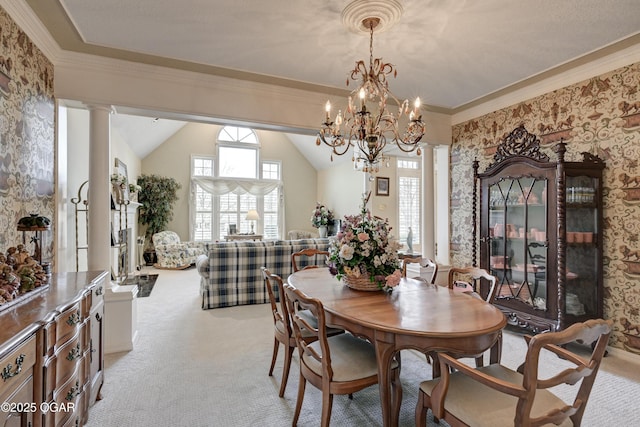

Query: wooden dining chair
[443,267,501,373]
[283,282,402,427]
[262,267,342,398]
[416,318,613,427]
[291,248,330,272]
[448,266,498,303]
[401,256,438,284]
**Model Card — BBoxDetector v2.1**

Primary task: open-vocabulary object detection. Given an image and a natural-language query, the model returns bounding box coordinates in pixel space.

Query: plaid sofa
[197,238,330,309]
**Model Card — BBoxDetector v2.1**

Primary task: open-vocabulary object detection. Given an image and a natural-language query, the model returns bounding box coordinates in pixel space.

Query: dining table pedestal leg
[374,333,400,427]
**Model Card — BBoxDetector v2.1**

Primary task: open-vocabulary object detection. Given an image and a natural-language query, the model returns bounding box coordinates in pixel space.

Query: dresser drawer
[50,364,83,426]
[91,279,106,311]
[55,330,83,386]
[55,302,83,348]
[0,335,36,398]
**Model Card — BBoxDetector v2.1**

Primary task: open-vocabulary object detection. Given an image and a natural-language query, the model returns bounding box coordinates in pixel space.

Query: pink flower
[357,232,369,242]
[385,270,402,288]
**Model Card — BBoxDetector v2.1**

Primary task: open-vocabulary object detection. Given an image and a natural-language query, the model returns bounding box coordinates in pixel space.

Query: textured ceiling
[24,0,640,164]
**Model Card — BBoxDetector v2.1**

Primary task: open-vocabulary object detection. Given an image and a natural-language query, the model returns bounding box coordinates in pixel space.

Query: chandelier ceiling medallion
[317,0,425,174]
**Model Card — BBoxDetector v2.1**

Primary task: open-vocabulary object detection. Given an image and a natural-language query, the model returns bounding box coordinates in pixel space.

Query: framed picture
[114,158,129,202]
[376,177,390,196]
[228,224,237,235]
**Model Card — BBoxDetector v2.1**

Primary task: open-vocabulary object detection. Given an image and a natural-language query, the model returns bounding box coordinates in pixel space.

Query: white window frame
[190,127,283,241]
[397,158,421,253]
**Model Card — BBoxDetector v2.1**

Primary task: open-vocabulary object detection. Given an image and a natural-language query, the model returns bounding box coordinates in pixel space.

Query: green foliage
[137,174,182,249]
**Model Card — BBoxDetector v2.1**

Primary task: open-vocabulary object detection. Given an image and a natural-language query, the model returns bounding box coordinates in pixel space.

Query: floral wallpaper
[0,7,55,260]
[451,61,640,352]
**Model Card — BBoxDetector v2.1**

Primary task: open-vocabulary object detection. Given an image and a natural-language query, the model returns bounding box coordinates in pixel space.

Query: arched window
[191,126,282,241]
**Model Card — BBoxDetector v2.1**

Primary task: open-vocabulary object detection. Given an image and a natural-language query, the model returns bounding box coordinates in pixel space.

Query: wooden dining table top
[288,267,506,342]
[287,267,507,427]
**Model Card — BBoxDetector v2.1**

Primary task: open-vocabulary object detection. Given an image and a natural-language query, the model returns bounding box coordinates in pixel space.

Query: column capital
[85,103,114,113]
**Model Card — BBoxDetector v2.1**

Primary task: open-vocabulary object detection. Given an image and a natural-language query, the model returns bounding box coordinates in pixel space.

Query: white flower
[339,244,354,261]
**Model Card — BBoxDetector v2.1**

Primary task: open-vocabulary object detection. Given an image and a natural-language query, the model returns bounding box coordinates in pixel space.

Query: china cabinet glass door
[488,176,549,310]
[565,175,600,318]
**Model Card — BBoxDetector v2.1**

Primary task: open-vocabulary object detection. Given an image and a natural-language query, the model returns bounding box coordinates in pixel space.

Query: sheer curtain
[190,177,285,239]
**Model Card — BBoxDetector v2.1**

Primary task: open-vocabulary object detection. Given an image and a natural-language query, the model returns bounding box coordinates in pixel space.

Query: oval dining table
[287,268,507,427]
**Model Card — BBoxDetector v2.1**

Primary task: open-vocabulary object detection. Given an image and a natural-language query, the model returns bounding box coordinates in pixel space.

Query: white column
[422,145,435,259]
[87,105,112,272]
[435,146,450,266]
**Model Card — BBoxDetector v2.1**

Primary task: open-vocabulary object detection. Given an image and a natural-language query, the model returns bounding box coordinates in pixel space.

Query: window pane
[219,146,257,178]
[237,127,257,143]
[399,176,420,244]
[397,159,419,169]
[263,213,278,239]
[263,189,279,239]
[262,162,280,180]
[219,213,235,238]
[196,186,212,210]
[219,193,237,212]
[239,194,257,233]
[218,126,257,144]
[194,213,212,241]
[194,158,214,176]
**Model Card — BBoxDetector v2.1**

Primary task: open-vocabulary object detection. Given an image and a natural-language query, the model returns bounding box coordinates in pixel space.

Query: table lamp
[246,210,260,234]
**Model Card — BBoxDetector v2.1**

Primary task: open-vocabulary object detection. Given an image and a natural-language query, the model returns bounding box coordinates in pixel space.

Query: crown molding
[452,34,640,125]
[0,0,62,62]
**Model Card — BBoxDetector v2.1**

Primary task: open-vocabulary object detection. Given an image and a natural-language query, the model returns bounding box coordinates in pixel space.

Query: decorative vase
[318,225,328,238]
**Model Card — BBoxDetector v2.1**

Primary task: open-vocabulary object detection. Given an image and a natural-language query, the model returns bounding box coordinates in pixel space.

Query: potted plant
[137,174,182,264]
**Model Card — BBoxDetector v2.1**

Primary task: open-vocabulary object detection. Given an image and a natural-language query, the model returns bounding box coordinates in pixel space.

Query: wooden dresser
[0,271,107,427]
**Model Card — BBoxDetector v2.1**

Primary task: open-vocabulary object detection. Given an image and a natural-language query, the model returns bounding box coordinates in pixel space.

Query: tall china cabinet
[473,126,605,333]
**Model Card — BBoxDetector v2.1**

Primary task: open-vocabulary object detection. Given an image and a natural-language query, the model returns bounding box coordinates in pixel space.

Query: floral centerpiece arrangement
[328,194,401,291]
[310,203,334,228]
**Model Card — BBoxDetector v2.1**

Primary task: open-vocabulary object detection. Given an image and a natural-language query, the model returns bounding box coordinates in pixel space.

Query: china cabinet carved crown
[473,125,605,333]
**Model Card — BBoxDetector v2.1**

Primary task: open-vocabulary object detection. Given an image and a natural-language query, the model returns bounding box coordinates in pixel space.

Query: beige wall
[141,123,318,240]
[317,161,366,221]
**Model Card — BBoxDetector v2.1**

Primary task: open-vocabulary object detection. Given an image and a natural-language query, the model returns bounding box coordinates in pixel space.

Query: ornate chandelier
[317,6,425,174]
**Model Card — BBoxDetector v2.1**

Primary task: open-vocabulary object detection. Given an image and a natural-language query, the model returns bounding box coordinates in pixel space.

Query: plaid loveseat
[197,238,330,309]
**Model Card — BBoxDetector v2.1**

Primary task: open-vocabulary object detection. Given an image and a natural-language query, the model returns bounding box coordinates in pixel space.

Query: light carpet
[86,267,640,426]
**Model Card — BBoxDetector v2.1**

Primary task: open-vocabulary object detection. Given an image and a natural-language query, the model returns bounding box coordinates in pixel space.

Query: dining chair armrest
[518,335,587,380]
[522,334,585,366]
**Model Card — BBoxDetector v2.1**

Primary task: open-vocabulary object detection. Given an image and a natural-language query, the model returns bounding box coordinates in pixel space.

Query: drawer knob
[66,343,82,361]
[95,286,103,296]
[65,380,81,401]
[1,353,25,381]
[95,313,102,322]
[66,311,81,326]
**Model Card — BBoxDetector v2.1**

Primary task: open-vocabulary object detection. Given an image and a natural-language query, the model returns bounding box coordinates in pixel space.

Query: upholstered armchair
[152,231,205,269]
